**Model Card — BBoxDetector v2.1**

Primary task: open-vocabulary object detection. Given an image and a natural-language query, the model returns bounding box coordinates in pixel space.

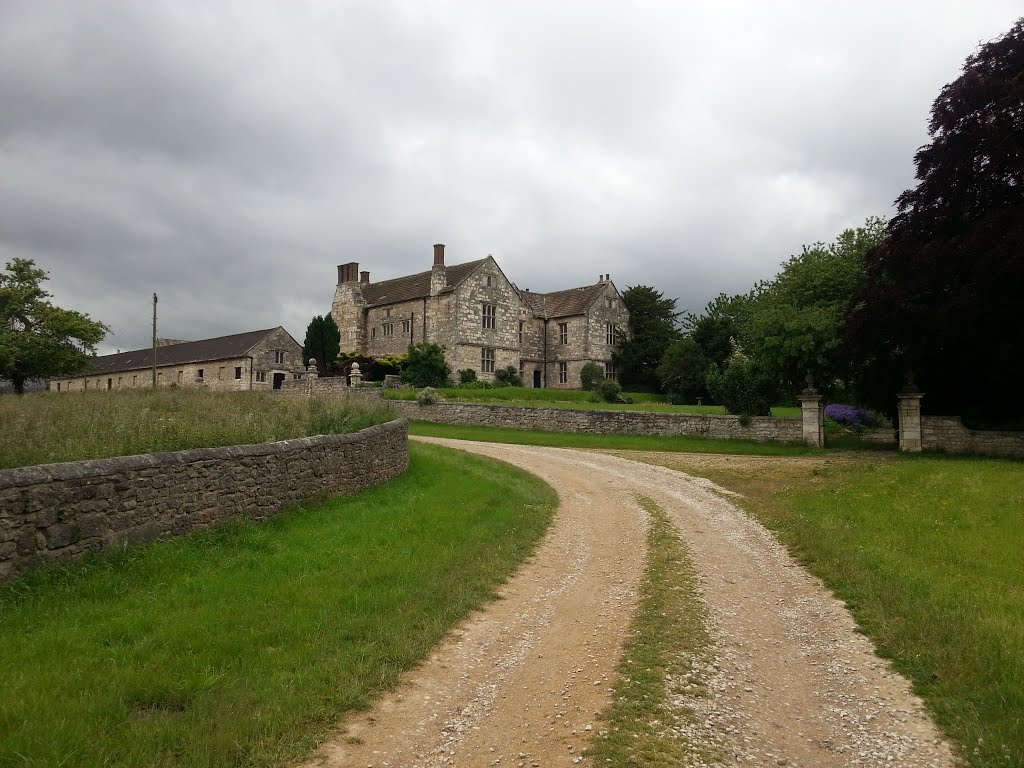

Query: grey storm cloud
[0,0,1020,353]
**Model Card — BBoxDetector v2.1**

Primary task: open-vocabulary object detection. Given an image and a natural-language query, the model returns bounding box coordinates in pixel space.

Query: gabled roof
[517,283,609,319]
[77,328,288,376]
[360,259,488,307]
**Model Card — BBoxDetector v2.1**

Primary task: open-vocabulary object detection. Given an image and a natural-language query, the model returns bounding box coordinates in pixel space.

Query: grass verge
[0,442,557,768]
[385,386,801,417]
[588,496,720,766]
[627,451,1024,768]
[0,389,392,468]
[408,420,816,456]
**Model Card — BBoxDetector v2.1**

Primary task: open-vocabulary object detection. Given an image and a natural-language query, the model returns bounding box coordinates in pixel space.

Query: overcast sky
[1,1,1020,354]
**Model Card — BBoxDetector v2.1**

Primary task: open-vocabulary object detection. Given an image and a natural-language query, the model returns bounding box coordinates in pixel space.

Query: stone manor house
[331,244,630,388]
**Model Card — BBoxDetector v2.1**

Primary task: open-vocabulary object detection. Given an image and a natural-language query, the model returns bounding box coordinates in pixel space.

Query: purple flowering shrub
[824,404,877,430]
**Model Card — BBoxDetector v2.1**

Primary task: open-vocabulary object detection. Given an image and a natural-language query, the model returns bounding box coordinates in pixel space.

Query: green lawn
[0,389,392,469]
[0,443,557,768]
[641,452,1024,768]
[408,420,816,456]
[770,456,1024,768]
[384,386,801,418]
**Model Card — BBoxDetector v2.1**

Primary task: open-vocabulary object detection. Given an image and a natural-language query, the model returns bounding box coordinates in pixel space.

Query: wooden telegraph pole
[152,293,158,387]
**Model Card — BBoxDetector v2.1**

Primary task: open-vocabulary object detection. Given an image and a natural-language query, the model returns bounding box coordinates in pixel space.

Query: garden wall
[921,416,1024,457]
[387,400,802,442]
[0,419,408,582]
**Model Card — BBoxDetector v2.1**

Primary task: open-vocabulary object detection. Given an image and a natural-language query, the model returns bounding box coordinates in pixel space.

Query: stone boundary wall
[0,420,408,582]
[279,377,385,398]
[387,400,802,442]
[921,416,1024,457]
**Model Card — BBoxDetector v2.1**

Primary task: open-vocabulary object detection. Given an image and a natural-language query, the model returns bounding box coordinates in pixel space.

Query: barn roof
[74,328,288,376]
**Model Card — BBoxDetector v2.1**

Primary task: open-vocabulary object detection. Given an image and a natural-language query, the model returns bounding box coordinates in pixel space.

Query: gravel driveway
[302,439,955,768]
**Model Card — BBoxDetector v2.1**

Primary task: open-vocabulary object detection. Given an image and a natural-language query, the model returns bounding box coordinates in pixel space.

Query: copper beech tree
[844,18,1024,420]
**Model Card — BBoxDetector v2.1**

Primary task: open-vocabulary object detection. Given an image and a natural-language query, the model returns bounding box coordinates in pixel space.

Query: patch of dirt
[302,440,955,768]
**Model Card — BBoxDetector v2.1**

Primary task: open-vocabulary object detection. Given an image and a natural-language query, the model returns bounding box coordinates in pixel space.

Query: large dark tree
[302,314,341,376]
[845,19,1024,420]
[1,258,108,393]
[613,285,682,391]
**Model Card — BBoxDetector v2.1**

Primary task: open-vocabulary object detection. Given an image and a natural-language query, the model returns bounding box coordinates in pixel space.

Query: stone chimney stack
[430,243,447,295]
[360,270,370,284]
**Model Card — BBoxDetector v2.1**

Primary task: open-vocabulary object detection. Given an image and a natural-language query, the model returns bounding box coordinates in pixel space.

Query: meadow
[0,389,392,469]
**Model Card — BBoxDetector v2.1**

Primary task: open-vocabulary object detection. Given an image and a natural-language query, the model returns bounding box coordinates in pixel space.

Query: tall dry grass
[0,389,393,469]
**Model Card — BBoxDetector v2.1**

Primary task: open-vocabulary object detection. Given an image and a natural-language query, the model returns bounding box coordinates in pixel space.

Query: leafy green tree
[746,218,885,396]
[1,258,108,393]
[685,292,754,371]
[613,285,682,391]
[845,19,1024,419]
[656,337,709,403]
[579,361,603,391]
[302,314,341,376]
[401,342,451,388]
[705,346,776,418]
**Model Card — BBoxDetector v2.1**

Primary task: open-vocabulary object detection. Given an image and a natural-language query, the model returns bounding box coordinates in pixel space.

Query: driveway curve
[303,439,955,768]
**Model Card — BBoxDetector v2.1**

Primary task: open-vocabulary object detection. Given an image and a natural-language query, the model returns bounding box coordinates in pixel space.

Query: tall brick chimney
[360,270,370,283]
[430,243,447,295]
[337,262,359,284]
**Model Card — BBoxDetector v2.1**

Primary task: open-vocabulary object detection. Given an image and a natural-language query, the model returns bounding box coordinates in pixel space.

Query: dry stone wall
[921,416,1024,457]
[0,419,408,583]
[388,400,801,442]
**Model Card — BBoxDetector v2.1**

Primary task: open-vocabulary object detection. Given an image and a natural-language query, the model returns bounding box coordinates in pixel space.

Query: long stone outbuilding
[50,326,305,392]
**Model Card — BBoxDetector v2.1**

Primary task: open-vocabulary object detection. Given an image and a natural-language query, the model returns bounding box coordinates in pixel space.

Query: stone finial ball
[351,362,361,371]
[309,358,317,366]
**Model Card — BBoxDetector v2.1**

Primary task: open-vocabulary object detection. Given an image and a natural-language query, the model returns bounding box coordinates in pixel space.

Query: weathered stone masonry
[386,400,801,442]
[0,419,409,583]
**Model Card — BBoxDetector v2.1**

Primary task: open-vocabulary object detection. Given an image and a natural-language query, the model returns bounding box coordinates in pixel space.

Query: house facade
[330,244,629,388]
[50,327,304,392]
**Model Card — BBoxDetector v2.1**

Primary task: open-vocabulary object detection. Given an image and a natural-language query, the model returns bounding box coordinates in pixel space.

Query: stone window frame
[481,347,496,373]
[234,367,242,380]
[518,321,524,344]
[605,362,615,379]
[371,327,376,339]
[558,322,568,345]
[482,303,497,330]
[274,350,286,365]
[558,361,568,384]
[485,275,494,287]
[255,371,267,383]
[606,322,616,345]
[382,322,394,337]
[177,370,184,384]
[401,319,411,335]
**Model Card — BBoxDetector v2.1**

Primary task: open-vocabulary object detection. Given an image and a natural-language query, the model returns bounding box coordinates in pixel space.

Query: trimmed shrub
[579,362,604,391]
[494,366,523,388]
[416,387,440,405]
[598,378,622,403]
[458,368,477,384]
